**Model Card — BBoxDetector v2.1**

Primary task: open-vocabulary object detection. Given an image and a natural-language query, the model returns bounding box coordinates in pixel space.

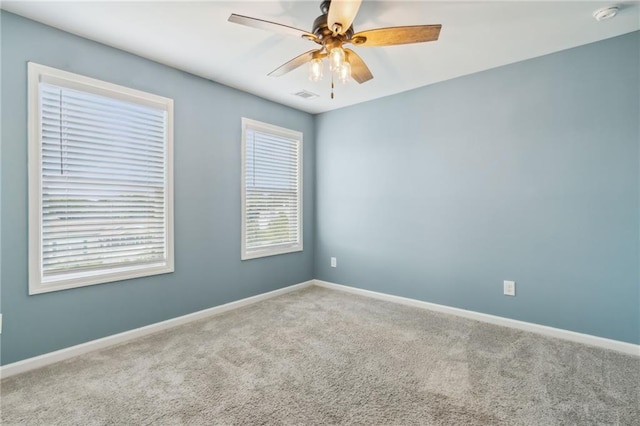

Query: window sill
[29,262,174,295]
[241,245,303,260]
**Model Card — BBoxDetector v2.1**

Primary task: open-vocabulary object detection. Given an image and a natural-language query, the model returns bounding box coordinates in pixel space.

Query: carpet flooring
[1,286,639,425]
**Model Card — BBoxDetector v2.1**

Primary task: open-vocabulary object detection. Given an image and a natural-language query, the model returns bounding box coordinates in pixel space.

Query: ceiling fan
[228,0,441,93]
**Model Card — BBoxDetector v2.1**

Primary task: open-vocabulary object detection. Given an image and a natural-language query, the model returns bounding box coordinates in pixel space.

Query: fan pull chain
[331,74,334,99]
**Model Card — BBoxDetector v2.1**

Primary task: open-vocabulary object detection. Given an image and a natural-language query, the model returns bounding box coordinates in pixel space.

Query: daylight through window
[241,118,302,260]
[28,63,174,294]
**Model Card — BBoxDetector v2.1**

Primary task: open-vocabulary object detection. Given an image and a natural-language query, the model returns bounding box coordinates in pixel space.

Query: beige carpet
[1,286,639,425]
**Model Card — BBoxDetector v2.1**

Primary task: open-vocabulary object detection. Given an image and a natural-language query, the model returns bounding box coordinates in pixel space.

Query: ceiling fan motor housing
[313,12,354,45]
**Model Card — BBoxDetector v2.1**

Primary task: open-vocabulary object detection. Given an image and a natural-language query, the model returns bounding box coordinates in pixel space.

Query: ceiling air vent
[293,90,319,100]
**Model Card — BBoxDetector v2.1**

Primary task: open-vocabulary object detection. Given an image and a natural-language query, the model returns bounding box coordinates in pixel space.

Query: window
[28,63,174,294]
[241,118,302,260]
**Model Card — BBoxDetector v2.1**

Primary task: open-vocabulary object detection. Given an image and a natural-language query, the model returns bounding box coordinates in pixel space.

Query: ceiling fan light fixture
[229,0,441,89]
[337,61,351,84]
[309,58,324,82]
[329,46,346,71]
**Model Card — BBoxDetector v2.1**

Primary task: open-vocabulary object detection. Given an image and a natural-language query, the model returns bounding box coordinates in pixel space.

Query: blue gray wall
[1,13,638,366]
[0,12,315,365]
[315,32,640,344]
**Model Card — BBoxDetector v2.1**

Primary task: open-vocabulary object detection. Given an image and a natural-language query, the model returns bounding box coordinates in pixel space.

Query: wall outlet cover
[504,280,516,296]
[331,257,337,268]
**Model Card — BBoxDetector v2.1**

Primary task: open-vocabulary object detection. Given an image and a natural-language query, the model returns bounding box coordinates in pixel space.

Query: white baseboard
[313,280,640,357]
[3,278,636,380]
[0,280,314,379]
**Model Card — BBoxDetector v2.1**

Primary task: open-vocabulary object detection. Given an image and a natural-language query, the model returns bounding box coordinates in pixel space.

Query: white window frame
[28,62,174,295]
[241,118,303,260]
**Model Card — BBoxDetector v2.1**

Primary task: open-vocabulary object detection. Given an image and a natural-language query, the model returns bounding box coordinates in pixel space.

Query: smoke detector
[593,6,619,21]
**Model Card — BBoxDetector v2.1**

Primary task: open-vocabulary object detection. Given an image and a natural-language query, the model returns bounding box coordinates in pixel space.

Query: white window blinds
[242,119,302,259]
[29,63,174,294]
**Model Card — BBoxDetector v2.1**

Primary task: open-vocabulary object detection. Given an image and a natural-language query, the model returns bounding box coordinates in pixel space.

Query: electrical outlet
[331,257,337,268]
[504,280,516,296]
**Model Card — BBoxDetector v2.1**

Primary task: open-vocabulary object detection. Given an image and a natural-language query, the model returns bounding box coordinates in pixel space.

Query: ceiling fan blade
[228,14,317,42]
[268,50,321,77]
[344,49,373,84]
[352,25,442,47]
[327,0,362,35]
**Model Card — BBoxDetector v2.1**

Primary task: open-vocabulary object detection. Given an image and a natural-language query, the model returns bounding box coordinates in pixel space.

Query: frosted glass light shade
[308,58,323,82]
[338,62,351,84]
[329,47,345,71]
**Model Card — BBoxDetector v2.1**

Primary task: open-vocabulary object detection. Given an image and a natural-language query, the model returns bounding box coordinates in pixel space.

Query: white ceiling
[3,1,639,114]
